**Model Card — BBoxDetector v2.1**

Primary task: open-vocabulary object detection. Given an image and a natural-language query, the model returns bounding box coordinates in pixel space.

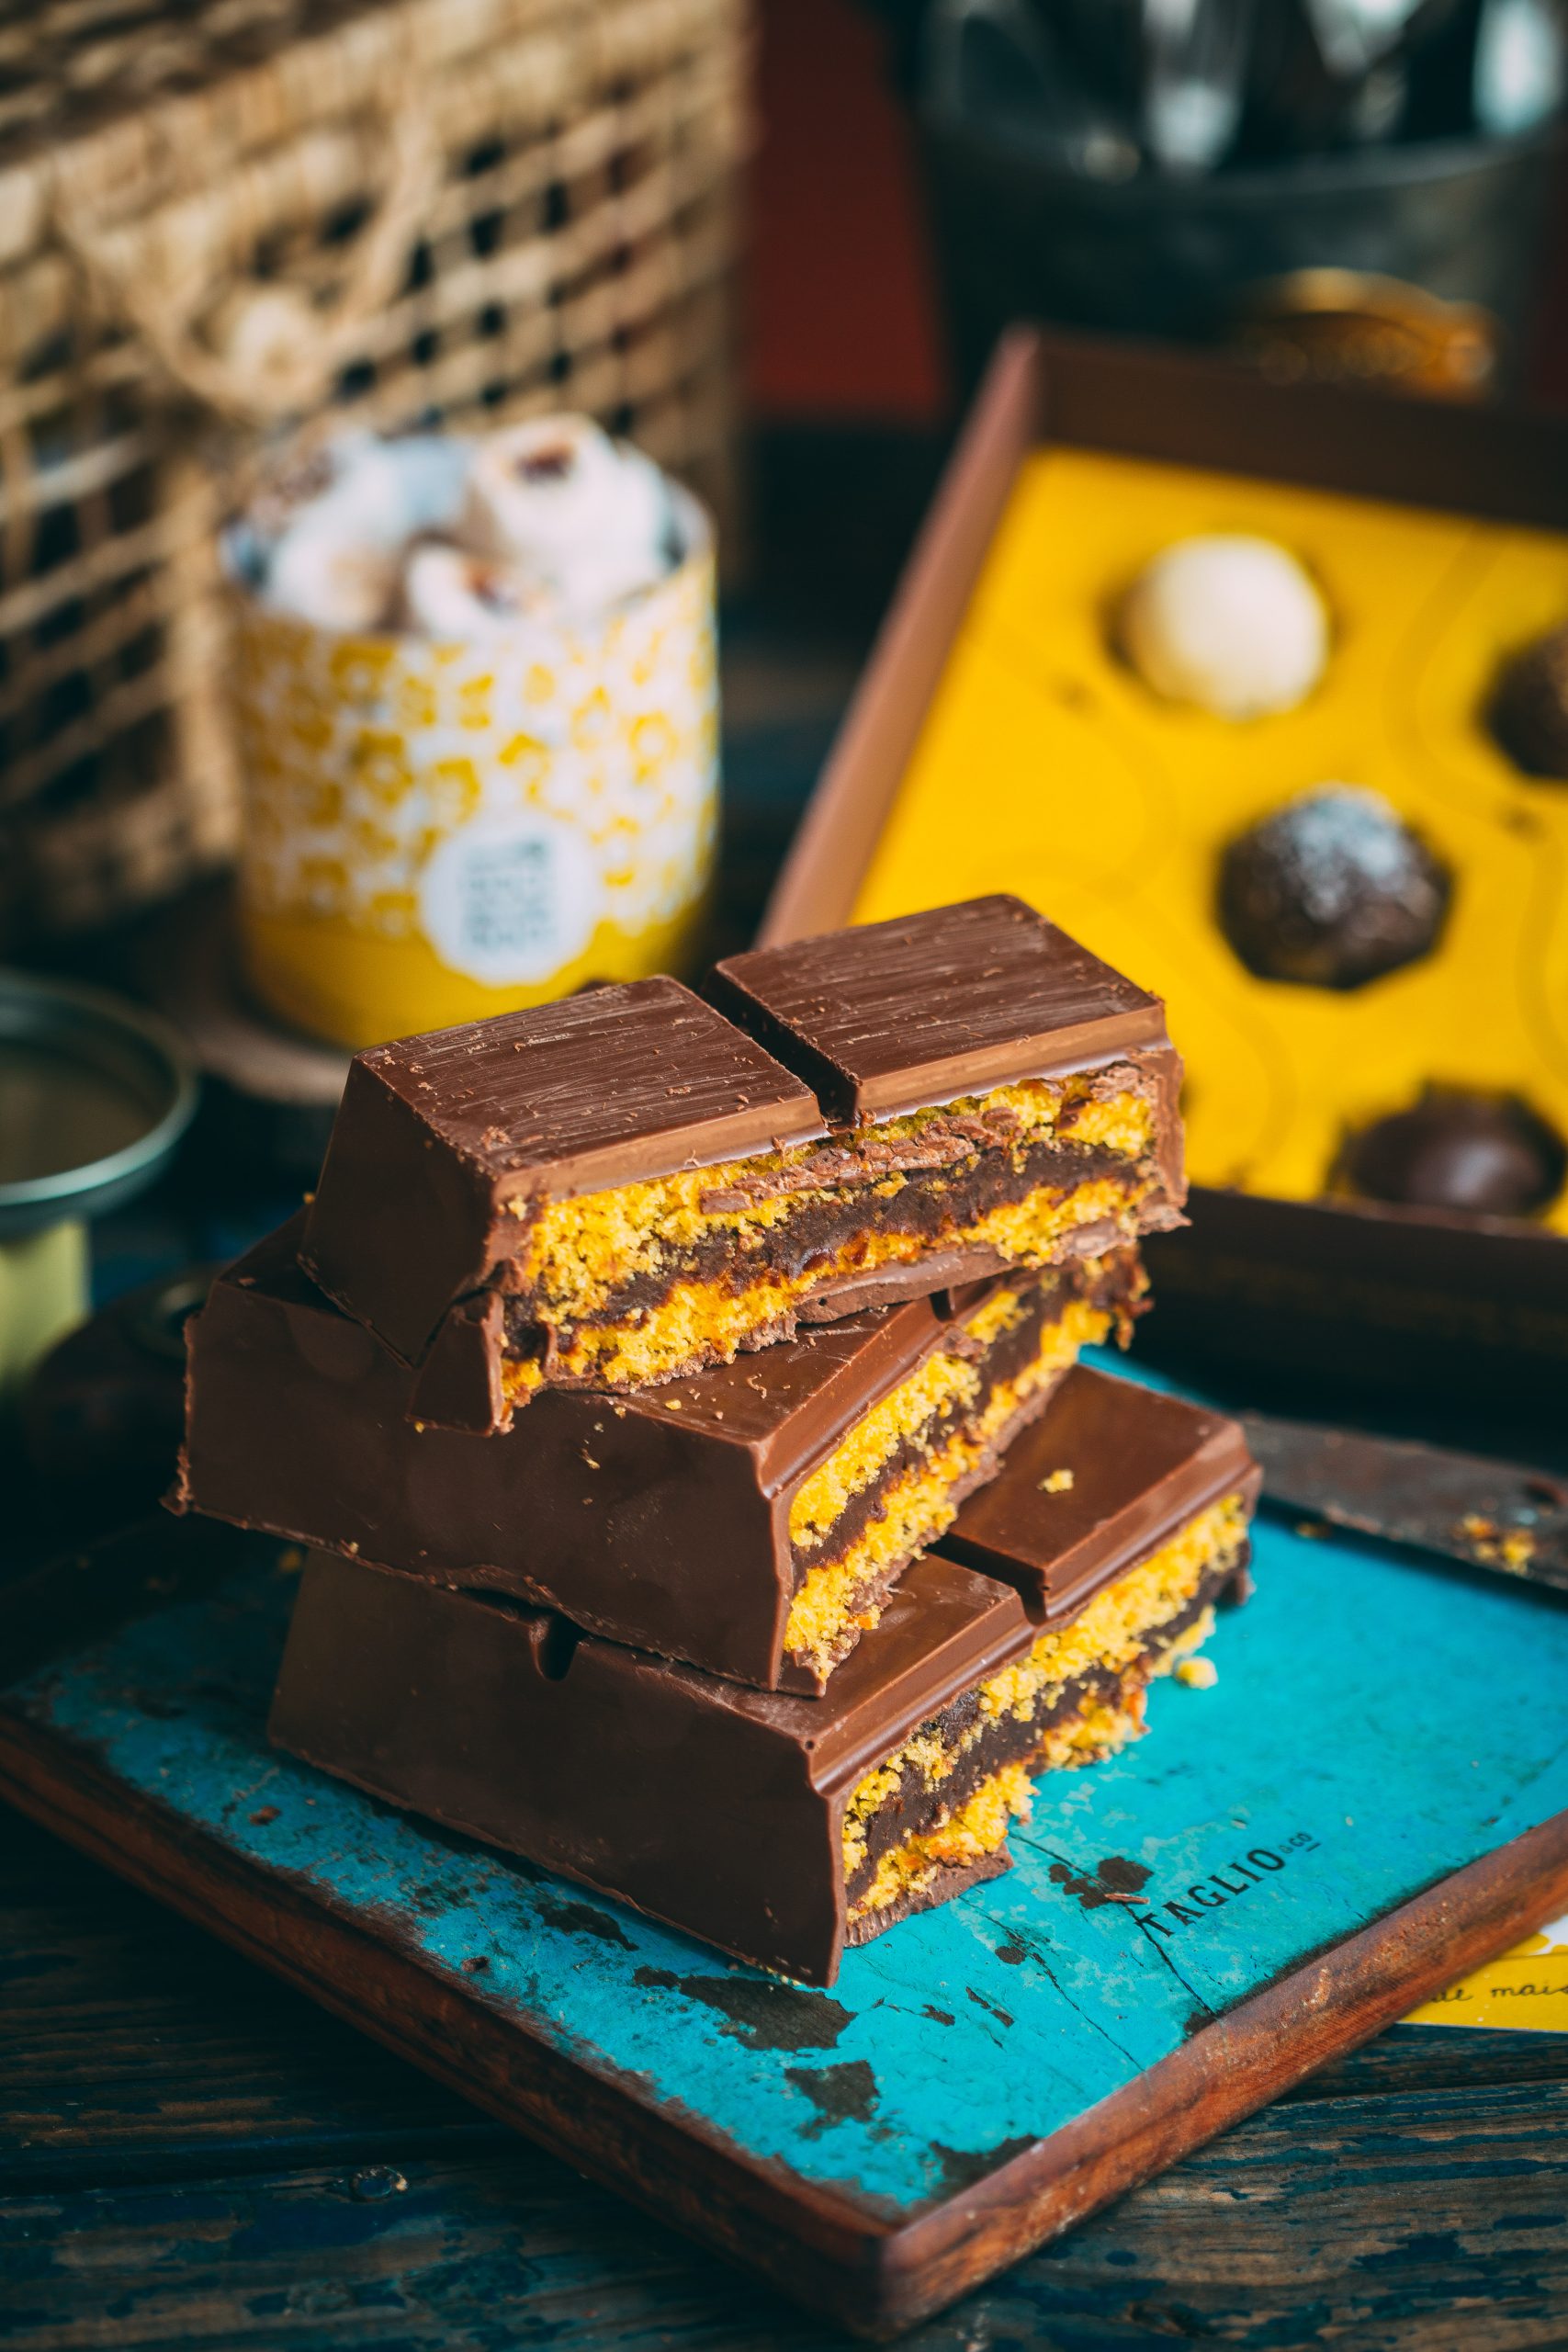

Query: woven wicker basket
[0,0,750,943]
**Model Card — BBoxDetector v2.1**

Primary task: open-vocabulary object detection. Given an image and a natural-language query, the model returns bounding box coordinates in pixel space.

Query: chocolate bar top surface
[217,1216,994,1497]
[707,895,1170,1122]
[356,1549,1033,1800]
[937,1366,1257,1623]
[348,976,825,1197]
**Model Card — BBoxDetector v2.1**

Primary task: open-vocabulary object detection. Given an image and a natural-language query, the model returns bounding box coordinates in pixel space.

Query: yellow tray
[854,447,1568,1225]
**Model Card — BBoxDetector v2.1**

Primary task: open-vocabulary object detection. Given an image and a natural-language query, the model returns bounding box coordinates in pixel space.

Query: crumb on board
[277,1545,304,1574]
[1458,1514,1535,1573]
[1294,1519,1328,1540]
[1174,1656,1218,1690]
[1038,1468,1075,1494]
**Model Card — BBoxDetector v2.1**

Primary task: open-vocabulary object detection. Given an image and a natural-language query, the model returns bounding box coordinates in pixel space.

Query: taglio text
[1130,1828,1321,1940]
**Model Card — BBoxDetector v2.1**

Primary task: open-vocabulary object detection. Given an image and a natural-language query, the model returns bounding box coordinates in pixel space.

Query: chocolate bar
[299,899,1184,1424]
[270,1544,1134,1985]
[934,1365,1260,1748]
[176,1216,1146,1691]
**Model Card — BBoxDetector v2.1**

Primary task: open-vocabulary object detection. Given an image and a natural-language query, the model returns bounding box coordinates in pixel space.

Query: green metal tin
[0,972,196,1395]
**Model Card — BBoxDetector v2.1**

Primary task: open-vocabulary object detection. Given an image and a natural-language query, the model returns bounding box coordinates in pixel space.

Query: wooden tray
[4,1492,1567,2338]
[761,330,1568,1397]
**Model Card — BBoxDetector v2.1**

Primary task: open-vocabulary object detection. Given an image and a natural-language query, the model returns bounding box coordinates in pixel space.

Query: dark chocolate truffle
[1491,623,1568,779]
[1218,785,1450,989]
[1340,1087,1567,1218]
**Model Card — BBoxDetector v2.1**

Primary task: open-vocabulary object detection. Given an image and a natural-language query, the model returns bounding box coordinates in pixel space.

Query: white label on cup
[418,812,602,985]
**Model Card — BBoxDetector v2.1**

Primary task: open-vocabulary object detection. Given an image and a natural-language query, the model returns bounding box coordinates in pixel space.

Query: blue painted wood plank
[7,1516,1568,2224]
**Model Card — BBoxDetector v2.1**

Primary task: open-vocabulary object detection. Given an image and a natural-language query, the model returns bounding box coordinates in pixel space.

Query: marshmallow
[261,534,398,633]
[249,419,676,636]
[461,414,673,616]
[399,543,550,641]
[256,435,468,632]
[1119,534,1329,718]
[259,438,411,632]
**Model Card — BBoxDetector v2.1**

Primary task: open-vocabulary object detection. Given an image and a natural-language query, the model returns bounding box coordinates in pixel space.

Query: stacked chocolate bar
[175,896,1259,1984]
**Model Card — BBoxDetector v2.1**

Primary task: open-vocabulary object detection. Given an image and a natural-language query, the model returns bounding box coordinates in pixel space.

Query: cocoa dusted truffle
[1339,1087,1567,1219]
[1491,623,1568,780]
[1217,785,1450,989]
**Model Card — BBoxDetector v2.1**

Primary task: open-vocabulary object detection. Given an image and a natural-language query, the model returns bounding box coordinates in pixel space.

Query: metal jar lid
[0,971,197,1238]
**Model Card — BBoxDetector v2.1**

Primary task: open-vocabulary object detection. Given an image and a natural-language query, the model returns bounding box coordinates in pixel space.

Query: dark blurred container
[919,28,1563,391]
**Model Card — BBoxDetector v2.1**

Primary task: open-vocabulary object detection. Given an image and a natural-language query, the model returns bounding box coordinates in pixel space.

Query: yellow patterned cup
[230,490,717,1048]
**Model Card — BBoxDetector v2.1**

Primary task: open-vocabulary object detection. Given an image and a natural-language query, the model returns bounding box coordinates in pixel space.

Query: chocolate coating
[175,1216,1144,1691]
[708,894,1174,1124]
[269,1548,1036,1985]
[299,977,825,1365]
[1339,1088,1568,1219]
[936,1366,1259,1623]
[1217,786,1451,990]
[1491,623,1568,779]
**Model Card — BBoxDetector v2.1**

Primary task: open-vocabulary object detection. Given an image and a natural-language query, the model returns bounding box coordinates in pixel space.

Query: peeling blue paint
[7,1518,1568,2218]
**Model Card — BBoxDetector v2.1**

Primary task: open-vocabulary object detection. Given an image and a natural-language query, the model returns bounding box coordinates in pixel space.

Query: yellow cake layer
[782,1291,1117,1678]
[983,1494,1250,1724]
[789,1273,1120,1549]
[502,1165,1152,1396]
[506,1076,1151,1308]
[846,1762,1033,1927]
[840,1493,1247,1880]
[1031,1687,1147,1773]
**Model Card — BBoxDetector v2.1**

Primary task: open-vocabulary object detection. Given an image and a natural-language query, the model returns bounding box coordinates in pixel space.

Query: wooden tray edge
[5,1695,1566,2336]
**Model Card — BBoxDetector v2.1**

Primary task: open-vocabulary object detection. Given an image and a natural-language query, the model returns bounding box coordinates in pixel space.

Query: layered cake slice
[299,896,1184,1427]
[176,1216,1145,1691]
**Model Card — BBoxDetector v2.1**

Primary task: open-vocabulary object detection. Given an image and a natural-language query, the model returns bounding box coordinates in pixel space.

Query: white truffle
[462,413,673,616]
[1119,534,1328,718]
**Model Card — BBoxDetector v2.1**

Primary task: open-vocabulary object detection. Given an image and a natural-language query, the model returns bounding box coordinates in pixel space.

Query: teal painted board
[5,1516,1567,2208]
[4,1509,1568,2334]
